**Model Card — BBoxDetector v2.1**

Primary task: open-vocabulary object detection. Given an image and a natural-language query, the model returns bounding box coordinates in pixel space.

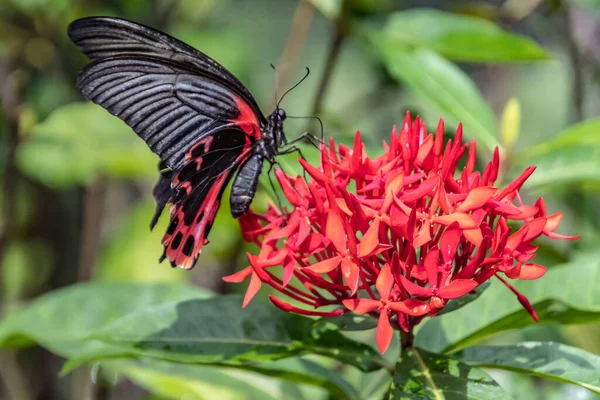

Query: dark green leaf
[376,43,499,151]
[390,348,513,399]
[437,281,491,316]
[415,252,600,354]
[84,295,387,372]
[383,9,549,62]
[0,282,211,359]
[457,342,600,395]
[315,313,378,331]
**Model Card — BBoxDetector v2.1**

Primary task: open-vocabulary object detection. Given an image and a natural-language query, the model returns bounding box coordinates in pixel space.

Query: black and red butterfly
[68,17,307,269]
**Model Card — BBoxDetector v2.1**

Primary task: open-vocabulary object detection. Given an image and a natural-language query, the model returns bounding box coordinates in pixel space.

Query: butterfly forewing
[68,17,264,120]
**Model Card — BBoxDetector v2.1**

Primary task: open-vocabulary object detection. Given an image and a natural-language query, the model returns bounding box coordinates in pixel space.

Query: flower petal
[388,299,430,316]
[439,226,461,264]
[358,218,381,257]
[413,222,432,248]
[456,186,496,213]
[271,296,344,316]
[222,266,252,283]
[242,272,262,308]
[376,310,394,354]
[342,298,379,314]
[518,263,547,280]
[524,217,547,241]
[463,228,483,246]
[376,263,394,300]
[275,169,302,206]
[341,258,360,295]
[326,210,346,253]
[282,259,296,286]
[299,158,329,183]
[424,248,440,288]
[438,279,478,299]
[432,212,478,229]
[307,255,342,274]
[401,176,438,203]
[399,275,432,297]
[494,166,536,200]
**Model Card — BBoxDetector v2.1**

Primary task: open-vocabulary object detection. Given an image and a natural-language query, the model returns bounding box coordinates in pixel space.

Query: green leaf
[390,348,513,399]
[383,9,549,62]
[17,102,157,188]
[376,43,499,151]
[437,280,491,316]
[0,282,211,359]
[519,117,600,188]
[415,252,600,354]
[81,295,387,372]
[457,342,600,395]
[108,359,282,400]
[106,356,358,400]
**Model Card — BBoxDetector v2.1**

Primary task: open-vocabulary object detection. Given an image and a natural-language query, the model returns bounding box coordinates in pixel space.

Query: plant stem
[270,0,315,110]
[78,178,107,281]
[563,2,585,122]
[400,329,414,350]
[310,28,345,121]
[0,64,21,290]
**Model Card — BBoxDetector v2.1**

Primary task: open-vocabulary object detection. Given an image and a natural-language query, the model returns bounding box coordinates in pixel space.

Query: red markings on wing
[184,135,213,165]
[161,132,253,269]
[231,96,261,140]
[162,173,228,269]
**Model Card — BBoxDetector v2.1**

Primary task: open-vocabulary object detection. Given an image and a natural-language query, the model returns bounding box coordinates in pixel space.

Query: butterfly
[68,17,305,270]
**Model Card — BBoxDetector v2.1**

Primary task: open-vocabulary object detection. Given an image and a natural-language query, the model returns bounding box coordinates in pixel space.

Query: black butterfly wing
[67,17,266,171]
[67,17,265,123]
[67,17,269,269]
[162,129,254,269]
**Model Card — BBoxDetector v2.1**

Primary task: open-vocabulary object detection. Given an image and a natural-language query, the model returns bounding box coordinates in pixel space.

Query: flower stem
[400,329,414,350]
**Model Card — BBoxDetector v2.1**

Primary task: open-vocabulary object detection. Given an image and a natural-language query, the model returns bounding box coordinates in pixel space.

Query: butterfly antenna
[277,67,310,108]
[270,63,279,107]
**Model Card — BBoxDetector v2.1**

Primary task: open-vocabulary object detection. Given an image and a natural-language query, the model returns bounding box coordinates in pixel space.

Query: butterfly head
[265,108,288,155]
[277,108,287,121]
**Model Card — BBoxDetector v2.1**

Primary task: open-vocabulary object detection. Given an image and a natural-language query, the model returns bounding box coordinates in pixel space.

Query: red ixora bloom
[224,113,579,353]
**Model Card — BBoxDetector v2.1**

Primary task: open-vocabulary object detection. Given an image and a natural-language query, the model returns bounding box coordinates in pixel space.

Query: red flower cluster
[224,113,578,353]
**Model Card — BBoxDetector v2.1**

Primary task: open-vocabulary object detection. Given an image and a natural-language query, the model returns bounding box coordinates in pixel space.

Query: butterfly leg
[278,145,309,180]
[284,131,322,149]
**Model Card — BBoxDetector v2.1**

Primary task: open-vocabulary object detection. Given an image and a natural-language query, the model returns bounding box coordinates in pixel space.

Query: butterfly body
[68,17,288,269]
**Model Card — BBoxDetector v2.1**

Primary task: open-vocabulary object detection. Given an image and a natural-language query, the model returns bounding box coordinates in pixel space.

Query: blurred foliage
[0,0,599,399]
[17,102,157,188]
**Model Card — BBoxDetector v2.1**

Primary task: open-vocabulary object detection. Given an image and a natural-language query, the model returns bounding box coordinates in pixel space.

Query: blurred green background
[0,0,598,399]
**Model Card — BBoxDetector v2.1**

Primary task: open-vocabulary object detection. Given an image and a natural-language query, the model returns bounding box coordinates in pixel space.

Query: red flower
[224,113,579,353]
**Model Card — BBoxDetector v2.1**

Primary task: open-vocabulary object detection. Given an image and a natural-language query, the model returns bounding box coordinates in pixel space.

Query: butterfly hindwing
[161,128,253,269]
